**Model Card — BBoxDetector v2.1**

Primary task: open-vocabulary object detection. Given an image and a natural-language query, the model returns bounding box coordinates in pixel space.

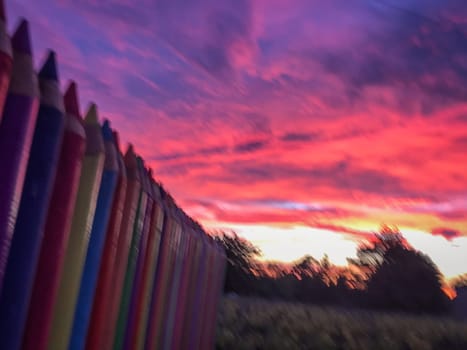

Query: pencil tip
[12,19,32,55]
[39,50,59,81]
[0,0,6,22]
[102,120,114,141]
[126,144,135,156]
[112,130,121,151]
[85,103,99,124]
[64,81,81,118]
[124,144,138,169]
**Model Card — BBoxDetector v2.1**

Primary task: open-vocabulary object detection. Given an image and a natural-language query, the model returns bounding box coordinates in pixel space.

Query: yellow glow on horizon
[203,220,467,280]
[401,227,467,280]
[206,222,359,265]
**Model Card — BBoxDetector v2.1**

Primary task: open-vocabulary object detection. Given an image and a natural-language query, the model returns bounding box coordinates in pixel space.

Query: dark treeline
[215,225,463,317]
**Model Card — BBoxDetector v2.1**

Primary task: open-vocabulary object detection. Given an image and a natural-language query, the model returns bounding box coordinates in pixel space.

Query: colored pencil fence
[0,1,226,349]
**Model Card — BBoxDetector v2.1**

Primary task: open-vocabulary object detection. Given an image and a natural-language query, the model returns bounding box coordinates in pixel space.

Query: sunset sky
[8,0,467,279]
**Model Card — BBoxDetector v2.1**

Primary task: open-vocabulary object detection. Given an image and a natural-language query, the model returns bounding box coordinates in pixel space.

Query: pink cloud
[6,0,467,276]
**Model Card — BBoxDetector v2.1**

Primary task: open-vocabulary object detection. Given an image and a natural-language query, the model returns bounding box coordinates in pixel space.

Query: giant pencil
[199,239,214,350]
[49,104,105,350]
[105,145,141,350]
[202,241,222,350]
[134,181,164,350]
[114,157,149,350]
[162,212,189,350]
[155,215,179,350]
[198,238,216,350]
[179,228,204,350]
[86,131,127,350]
[206,243,227,350]
[0,0,12,119]
[124,168,156,350]
[22,82,86,350]
[144,197,173,350]
[0,19,39,294]
[171,224,196,350]
[146,197,180,350]
[155,224,179,349]
[0,51,64,350]
[205,242,226,349]
[188,233,210,350]
[70,120,118,350]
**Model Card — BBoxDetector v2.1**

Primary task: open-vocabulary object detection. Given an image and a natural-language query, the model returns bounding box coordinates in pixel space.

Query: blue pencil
[70,120,119,350]
[22,82,86,350]
[0,51,64,350]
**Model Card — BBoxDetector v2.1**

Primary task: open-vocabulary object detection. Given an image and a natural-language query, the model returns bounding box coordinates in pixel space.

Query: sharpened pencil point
[112,130,121,151]
[64,82,81,118]
[85,103,99,124]
[39,51,59,81]
[12,19,32,55]
[102,120,114,141]
[0,0,6,23]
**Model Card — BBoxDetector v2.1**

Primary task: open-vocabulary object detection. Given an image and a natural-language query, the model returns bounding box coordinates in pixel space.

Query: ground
[215,296,467,350]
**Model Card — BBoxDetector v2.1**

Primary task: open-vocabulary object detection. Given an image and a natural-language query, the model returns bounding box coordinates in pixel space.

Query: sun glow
[206,222,359,265]
[205,221,467,280]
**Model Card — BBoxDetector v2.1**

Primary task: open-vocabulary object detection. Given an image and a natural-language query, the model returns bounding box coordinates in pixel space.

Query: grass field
[215,296,467,350]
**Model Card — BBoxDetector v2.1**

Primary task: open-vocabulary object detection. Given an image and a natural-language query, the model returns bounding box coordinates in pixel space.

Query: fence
[0,3,226,349]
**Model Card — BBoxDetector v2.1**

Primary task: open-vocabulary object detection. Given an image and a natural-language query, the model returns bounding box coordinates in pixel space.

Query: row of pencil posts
[0,5,226,350]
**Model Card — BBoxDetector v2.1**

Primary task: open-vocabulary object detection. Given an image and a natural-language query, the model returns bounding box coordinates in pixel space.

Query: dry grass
[216,296,467,350]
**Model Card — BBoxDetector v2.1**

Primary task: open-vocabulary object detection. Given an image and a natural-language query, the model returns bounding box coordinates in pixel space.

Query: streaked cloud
[7,0,467,278]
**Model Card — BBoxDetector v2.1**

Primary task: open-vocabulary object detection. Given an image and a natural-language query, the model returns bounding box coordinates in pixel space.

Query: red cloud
[432,228,462,241]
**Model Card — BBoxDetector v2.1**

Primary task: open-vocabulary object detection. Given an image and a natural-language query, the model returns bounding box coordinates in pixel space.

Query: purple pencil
[0,19,39,294]
[0,0,12,119]
[0,50,65,350]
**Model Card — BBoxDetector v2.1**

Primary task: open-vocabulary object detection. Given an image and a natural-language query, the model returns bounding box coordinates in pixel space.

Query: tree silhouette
[359,226,450,314]
[348,225,407,277]
[451,273,467,289]
[215,227,452,315]
[214,232,261,294]
[291,255,320,278]
[453,286,467,320]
